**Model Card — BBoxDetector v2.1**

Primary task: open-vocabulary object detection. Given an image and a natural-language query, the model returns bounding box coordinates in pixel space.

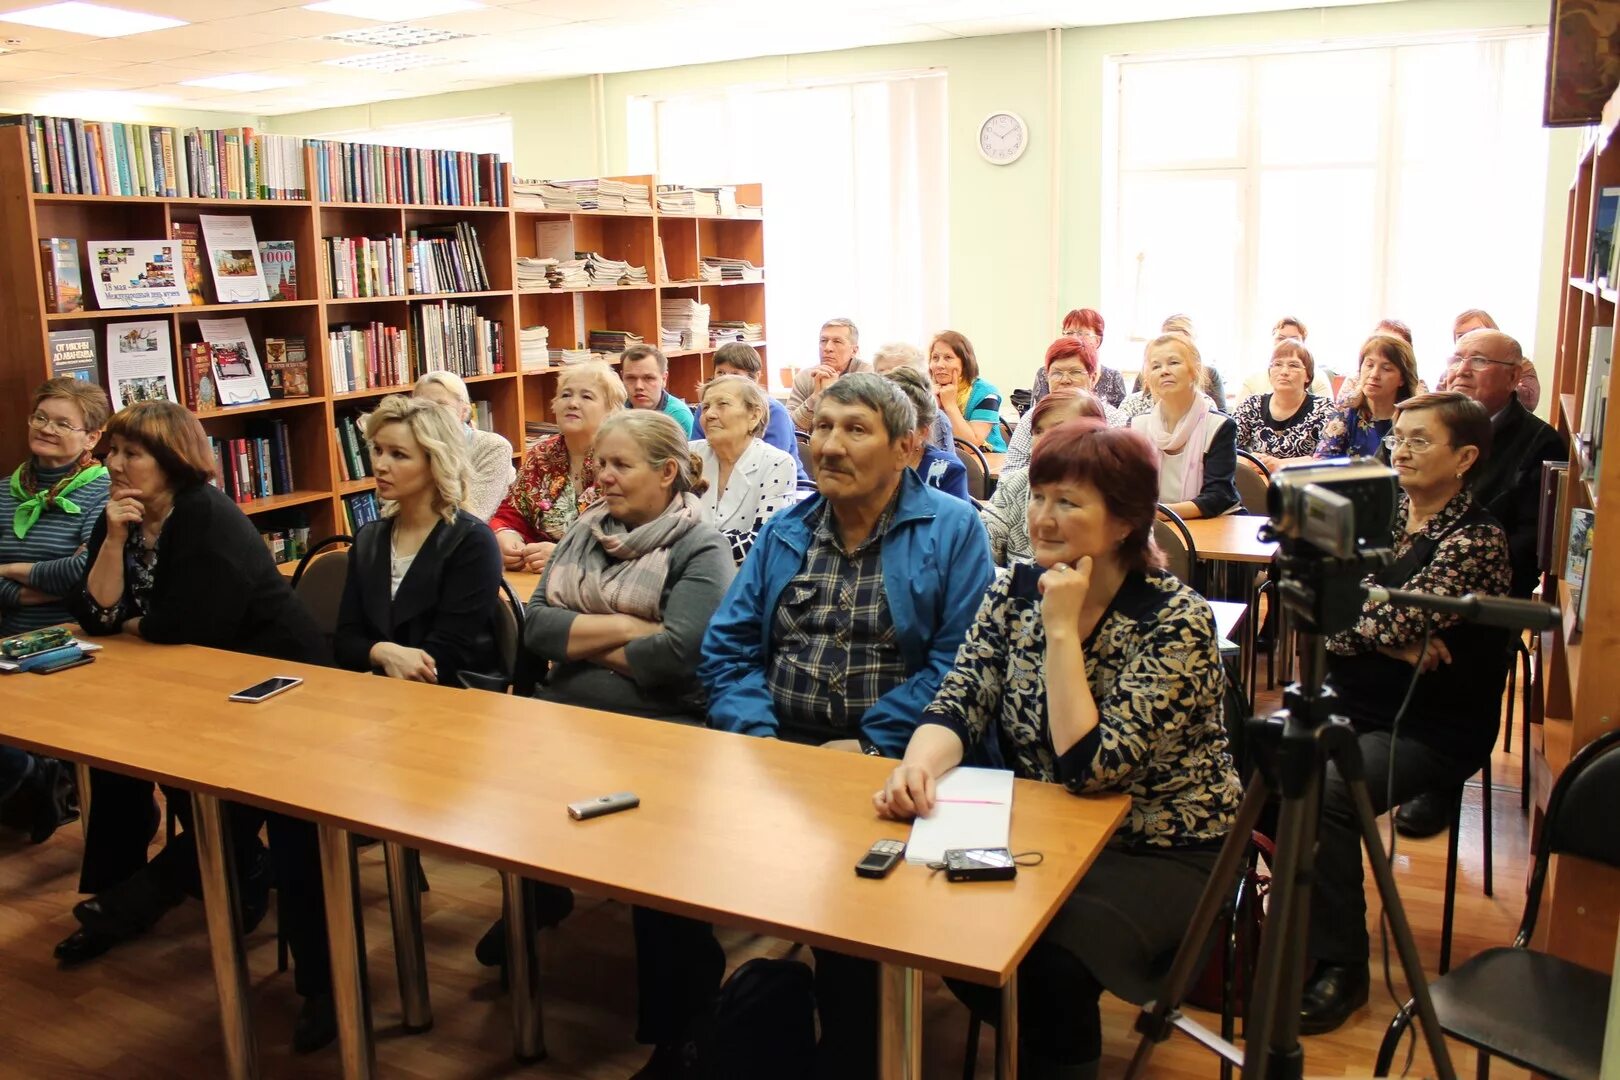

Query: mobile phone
[944,847,1017,882]
[567,792,640,820]
[29,653,94,675]
[855,839,906,879]
[228,676,303,703]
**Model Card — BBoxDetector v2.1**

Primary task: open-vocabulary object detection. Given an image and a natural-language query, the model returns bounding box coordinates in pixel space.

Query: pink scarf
[1142,392,1216,503]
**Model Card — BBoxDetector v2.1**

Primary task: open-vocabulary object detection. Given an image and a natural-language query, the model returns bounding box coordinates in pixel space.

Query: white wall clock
[978,111,1028,165]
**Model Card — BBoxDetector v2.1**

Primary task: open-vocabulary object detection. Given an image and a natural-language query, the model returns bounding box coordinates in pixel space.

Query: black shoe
[1299,962,1368,1035]
[475,884,575,967]
[630,1041,698,1080]
[293,993,338,1054]
[1394,789,1458,839]
[53,926,120,966]
[73,870,183,939]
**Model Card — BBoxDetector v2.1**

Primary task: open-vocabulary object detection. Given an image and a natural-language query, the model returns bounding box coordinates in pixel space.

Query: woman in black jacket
[333,394,502,684]
[64,401,338,1053]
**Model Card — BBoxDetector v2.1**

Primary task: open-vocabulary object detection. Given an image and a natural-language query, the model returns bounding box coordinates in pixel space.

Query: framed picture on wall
[1546,0,1620,126]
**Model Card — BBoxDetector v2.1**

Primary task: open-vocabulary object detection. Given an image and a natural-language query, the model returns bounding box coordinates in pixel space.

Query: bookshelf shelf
[33,193,314,208]
[48,299,321,321]
[338,477,377,495]
[194,396,325,421]
[515,284,660,295]
[323,201,509,214]
[238,490,332,515]
[463,371,515,384]
[332,383,413,402]
[1569,275,1598,295]
[406,290,509,301]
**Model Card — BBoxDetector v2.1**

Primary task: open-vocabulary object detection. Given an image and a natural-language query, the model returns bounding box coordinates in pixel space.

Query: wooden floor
[0,699,1538,1079]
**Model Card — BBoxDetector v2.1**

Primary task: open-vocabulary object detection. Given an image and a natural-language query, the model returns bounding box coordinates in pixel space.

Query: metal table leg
[75,761,92,839]
[382,842,432,1032]
[191,792,259,1080]
[319,822,375,1079]
[503,872,546,1063]
[877,963,923,1080]
[998,974,1018,1079]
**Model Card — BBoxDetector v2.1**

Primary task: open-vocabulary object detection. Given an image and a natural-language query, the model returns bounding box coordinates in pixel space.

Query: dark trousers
[0,744,31,802]
[631,907,726,1045]
[948,940,1107,1066]
[1307,728,1482,966]
[810,948,879,1080]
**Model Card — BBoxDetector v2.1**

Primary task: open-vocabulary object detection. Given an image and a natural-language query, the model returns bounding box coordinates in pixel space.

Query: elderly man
[1394,327,1565,840]
[701,373,991,1077]
[787,317,871,432]
[620,344,694,435]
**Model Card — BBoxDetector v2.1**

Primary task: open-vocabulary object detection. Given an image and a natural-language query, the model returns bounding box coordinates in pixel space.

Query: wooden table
[1184,514,1275,564]
[0,633,1127,1080]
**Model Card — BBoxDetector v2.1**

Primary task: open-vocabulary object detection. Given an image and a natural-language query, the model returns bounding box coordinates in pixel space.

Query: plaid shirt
[767,493,906,744]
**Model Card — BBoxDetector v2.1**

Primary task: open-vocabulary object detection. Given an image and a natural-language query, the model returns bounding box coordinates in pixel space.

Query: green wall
[266,0,1577,402]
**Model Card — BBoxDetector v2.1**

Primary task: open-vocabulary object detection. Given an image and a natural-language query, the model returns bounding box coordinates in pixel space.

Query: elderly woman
[929,330,1006,452]
[981,389,1105,565]
[63,401,335,1052]
[490,360,622,573]
[690,374,799,563]
[875,341,953,449]
[1130,333,1240,519]
[882,365,970,501]
[1315,332,1419,461]
[334,394,502,684]
[879,420,1241,1076]
[1031,308,1127,408]
[1232,336,1337,472]
[0,377,111,841]
[1004,337,1119,471]
[1301,392,1512,1034]
[412,370,515,521]
[1131,315,1228,409]
[693,341,808,482]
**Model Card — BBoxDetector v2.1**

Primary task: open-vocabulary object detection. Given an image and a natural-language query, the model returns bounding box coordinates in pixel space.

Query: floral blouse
[488,433,599,544]
[79,530,159,632]
[1328,489,1510,657]
[1233,392,1336,461]
[1314,405,1391,461]
[922,565,1242,848]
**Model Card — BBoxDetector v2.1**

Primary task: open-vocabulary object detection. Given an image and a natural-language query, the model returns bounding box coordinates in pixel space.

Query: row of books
[413,300,507,378]
[654,185,751,217]
[306,140,507,208]
[208,422,295,505]
[321,221,492,298]
[1581,326,1610,499]
[536,251,650,289]
[512,177,650,212]
[329,322,411,394]
[700,256,763,283]
[1591,186,1620,288]
[259,522,314,566]
[341,491,384,533]
[335,413,374,483]
[587,329,644,355]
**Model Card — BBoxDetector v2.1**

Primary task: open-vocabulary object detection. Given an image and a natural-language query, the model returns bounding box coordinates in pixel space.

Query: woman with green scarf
[0,377,110,841]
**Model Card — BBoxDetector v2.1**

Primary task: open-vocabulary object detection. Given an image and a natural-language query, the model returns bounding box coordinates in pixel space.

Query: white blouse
[690,437,799,564]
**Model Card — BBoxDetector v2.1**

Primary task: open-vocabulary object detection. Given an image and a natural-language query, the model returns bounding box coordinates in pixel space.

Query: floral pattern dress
[488,433,600,544]
[1232,392,1336,461]
[1314,405,1391,460]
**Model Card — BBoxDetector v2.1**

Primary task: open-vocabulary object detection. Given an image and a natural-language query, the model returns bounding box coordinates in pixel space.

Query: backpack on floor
[697,957,816,1080]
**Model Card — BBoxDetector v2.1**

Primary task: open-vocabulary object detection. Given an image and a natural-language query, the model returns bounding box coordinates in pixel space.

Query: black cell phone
[944,847,1017,882]
[29,653,95,675]
[228,676,303,703]
[855,839,905,878]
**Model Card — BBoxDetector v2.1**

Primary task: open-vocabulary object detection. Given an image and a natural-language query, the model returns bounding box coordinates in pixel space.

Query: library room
[0,0,1616,1077]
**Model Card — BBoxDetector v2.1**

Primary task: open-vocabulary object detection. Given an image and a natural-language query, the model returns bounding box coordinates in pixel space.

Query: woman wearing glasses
[1232,337,1336,472]
[0,378,111,843]
[1315,332,1420,461]
[1004,337,1121,471]
[1030,309,1126,408]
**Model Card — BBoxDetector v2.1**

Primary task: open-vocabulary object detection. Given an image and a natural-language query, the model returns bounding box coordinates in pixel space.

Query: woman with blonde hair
[1316,332,1420,461]
[413,369,515,520]
[690,374,798,563]
[1130,315,1228,410]
[333,394,502,684]
[1130,333,1240,519]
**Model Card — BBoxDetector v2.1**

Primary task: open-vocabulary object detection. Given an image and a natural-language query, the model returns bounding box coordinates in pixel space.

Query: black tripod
[1125,549,1457,1080]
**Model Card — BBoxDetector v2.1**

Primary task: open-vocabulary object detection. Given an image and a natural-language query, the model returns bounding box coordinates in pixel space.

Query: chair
[795,429,817,483]
[1374,727,1620,1080]
[953,437,991,501]
[1233,449,1271,515]
[1152,505,1200,590]
[1506,637,1534,812]
[459,580,540,696]
[290,534,353,651]
[999,417,1014,447]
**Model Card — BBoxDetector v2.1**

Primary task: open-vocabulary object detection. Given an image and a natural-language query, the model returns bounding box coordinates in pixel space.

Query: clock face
[979,112,1026,165]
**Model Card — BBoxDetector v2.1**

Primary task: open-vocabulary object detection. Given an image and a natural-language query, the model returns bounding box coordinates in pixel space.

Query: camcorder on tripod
[1126,459,1559,1080]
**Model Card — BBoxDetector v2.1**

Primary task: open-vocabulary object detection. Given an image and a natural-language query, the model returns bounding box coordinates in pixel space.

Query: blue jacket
[694,396,810,485]
[700,469,993,756]
[917,445,970,502]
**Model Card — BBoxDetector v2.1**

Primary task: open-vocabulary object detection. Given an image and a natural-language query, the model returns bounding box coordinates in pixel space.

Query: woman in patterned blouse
[489,360,623,573]
[877,419,1241,1076]
[1232,336,1336,471]
[1314,332,1419,461]
[1299,391,1513,1035]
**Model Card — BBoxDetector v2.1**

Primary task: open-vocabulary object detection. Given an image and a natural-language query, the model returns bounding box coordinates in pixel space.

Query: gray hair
[871,341,925,374]
[879,364,936,434]
[700,374,770,439]
[594,409,708,497]
[413,369,469,404]
[821,317,859,346]
[819,372,916,441]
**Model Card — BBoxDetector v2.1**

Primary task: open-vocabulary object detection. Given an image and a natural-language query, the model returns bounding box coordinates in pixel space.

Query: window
[630,73,949,385]
[1106,34,1548,393]
[313,114,514,162]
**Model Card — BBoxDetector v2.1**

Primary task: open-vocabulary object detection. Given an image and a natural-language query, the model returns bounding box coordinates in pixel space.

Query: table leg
[75,761,91,839]
[877,963,922,1080]
[382,842,432,1033]
[319,822,375,1079]
[503,872,547,1063]
[190,791,259,1080]
[998,974,1018,1080]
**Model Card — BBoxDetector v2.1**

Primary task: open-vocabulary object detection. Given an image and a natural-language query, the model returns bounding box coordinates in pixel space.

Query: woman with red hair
[1031,309,1126,408]
[1003,336,1120,471]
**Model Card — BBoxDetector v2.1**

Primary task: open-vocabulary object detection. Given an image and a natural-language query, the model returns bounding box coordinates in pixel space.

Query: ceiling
[0,0,1409,118]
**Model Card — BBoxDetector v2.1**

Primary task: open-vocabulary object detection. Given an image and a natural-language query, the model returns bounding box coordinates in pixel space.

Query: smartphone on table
[228,676,303,703]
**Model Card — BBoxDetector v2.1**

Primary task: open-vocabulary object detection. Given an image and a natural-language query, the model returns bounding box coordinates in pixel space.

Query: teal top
[659,391,695,436]
[964,377,1006,452]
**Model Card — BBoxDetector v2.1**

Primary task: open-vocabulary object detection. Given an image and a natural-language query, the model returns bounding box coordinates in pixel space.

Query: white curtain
[635,73,949,383]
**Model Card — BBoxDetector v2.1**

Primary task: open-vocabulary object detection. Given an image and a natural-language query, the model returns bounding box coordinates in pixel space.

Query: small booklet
[906,767,1014,865]
[199,214,269,303]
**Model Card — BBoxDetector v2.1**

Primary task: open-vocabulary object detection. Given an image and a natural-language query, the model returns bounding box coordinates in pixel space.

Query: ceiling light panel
[324,49,451,72]
[305,0,482,21]
[0,1,185,37]
[323,22,469,47]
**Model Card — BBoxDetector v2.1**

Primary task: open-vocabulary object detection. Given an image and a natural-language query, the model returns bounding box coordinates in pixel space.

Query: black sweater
[1469,397,1566,598]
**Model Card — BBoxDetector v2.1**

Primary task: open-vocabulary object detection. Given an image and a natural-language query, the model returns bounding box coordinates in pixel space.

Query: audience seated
[1315,332,1418,461]
[690,375,799,563]
[490,360,622,573]
[1237,316,1336,399]
[789,318,870,432]
[882,365,971,501]
[1031,308,1127,408]
[878,419,1241,1077]
[1133,314,1227,410]
[1005,336,1119,471]
[1232,337,1336,472]
[700,373,991,1076]
[1334,318,1425,407]
[1131,333,1240,519]
[0,378,110,842]
[64,401,336,1053]
[1437,308,1540,410]
[873,341,953,449]
[1302,392,1512,1034]
[412,370,516,520]
[692,342,809,484]
[622,344,695,436]
[929,330,1006,452]
[982,389,1104,565]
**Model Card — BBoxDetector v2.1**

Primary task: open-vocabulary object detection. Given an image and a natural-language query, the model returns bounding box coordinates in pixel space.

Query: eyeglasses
[1381,434,1445,453]
[1068,330,1099,343]
[1047,365,1091,384]
[1269,361,1307,373]
[1447,354,1518,372]
[27,412,85,435]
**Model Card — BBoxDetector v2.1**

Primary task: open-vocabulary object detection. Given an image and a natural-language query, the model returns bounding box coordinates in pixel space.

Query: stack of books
[693,186,737,216]
[711,319,763,345]
[515,257,558,289]
[407,222,491,294]
[548,348,594,366]
[341,491,383,532]
[324,234,408,299]
[701,256,763,283]
[655,186,696,215]
[511,178,580,210]
[582,251,648,286]
[547,258,592,289]
[660,298,710,350]
[524,420,558,450]
[329,322,410,393]
[520,325,550,370]
[587,329,644,355]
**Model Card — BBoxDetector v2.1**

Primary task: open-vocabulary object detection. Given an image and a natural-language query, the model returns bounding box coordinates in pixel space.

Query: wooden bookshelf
[1534,80,1620,974]
[0,129,766,541]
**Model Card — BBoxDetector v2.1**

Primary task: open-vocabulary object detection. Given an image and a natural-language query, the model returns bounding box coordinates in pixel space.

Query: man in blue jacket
[699,372,992,1078]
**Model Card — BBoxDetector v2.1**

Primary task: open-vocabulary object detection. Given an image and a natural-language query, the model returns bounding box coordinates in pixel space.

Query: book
[39,238,83,313]
[186,341,218,411]
[1596,187,1620,286]
[88,240,188,309]
[1566,507,1595,631]
[258,240,297,300]
[199,214,270,302]
[171,222,206,305]
[48,329,97,384]
[196,316,271,405]
[264,336,309,398]
[105,320,177,406]
[1585,327,1612,458]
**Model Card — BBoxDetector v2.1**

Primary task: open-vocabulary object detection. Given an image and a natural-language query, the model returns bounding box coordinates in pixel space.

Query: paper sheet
[905,767,1014,865]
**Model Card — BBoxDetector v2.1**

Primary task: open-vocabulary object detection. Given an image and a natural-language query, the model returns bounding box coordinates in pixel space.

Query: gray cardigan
[523,522,736,720]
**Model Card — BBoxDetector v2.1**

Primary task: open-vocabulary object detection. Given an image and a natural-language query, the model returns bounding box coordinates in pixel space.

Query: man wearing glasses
[1395,328,1564,839]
